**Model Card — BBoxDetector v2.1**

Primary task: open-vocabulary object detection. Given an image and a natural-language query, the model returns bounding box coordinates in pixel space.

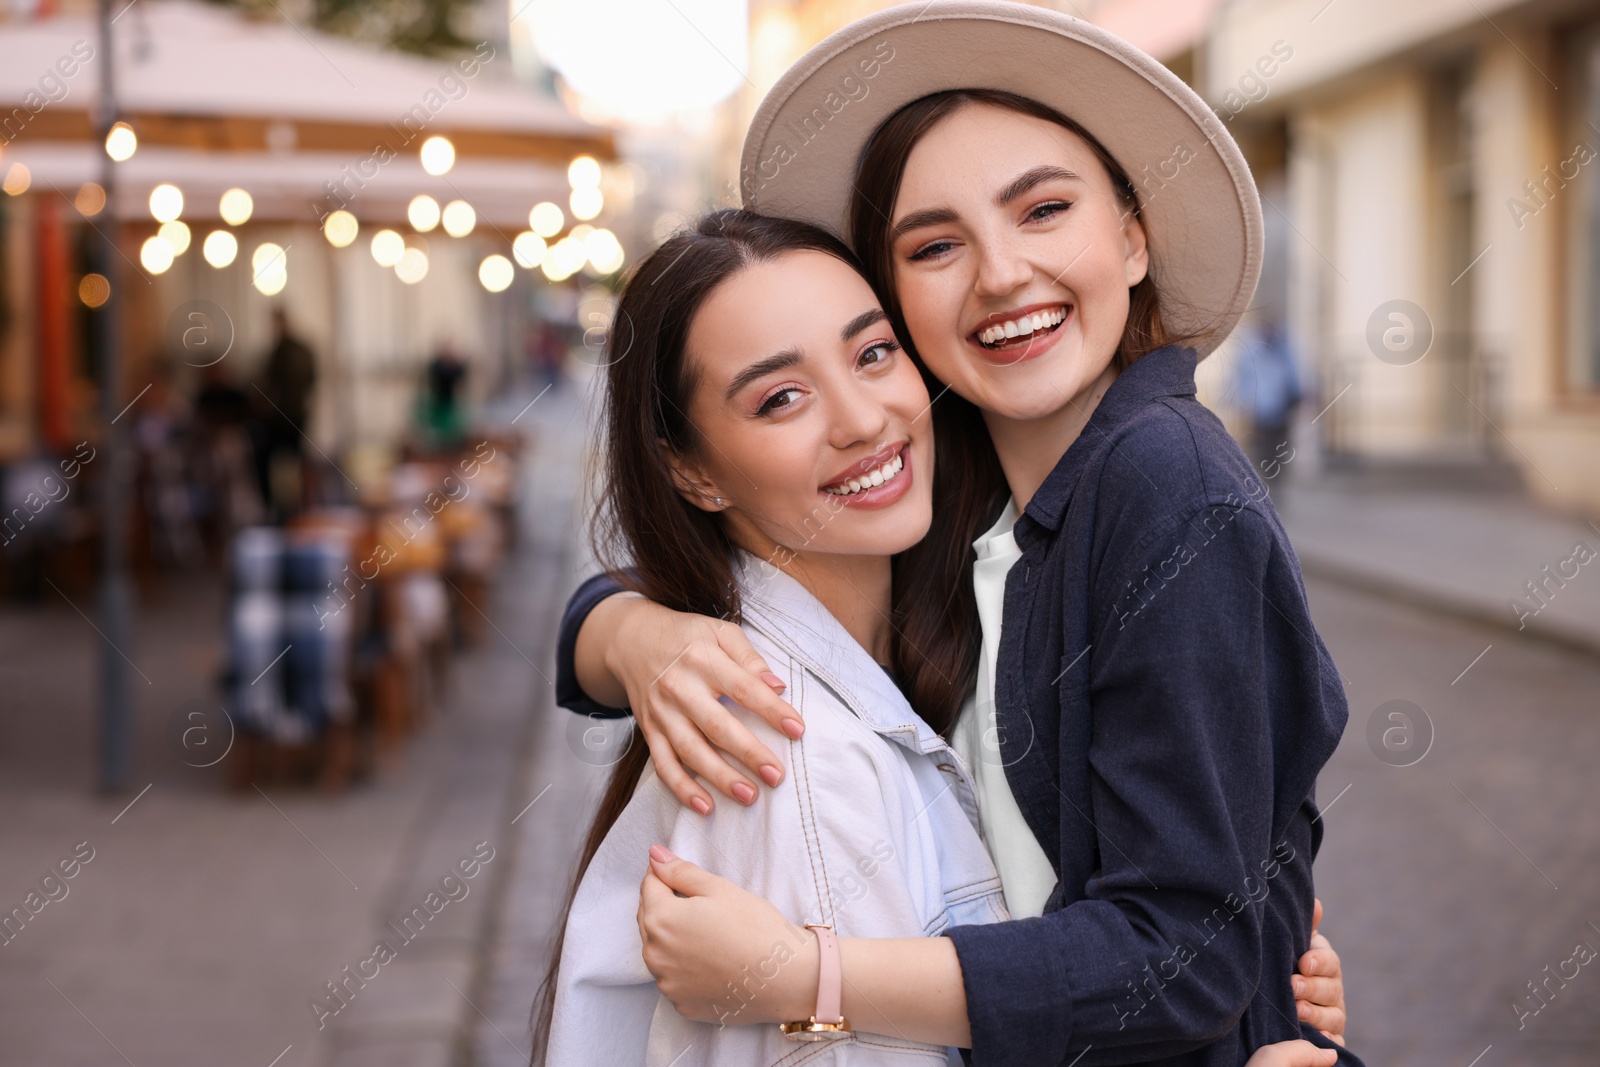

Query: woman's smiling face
[674,249,934,564]
[888,102,1150,424]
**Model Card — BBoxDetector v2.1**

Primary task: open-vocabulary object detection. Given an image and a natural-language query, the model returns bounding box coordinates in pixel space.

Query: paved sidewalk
[0,377,580,1067]
[1275,472,1600,659]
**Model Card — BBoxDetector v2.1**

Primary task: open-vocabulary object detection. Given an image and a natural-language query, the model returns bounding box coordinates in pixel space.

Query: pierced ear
[663,446,729,513]
[1122,210,1151,288]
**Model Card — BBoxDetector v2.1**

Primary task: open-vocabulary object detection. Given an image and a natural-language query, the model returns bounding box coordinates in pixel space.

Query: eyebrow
[840,308,887,341]
[888,165,1084,244]
[995,164,1082,206]
[724,349,803,401]
[888,207,958,244]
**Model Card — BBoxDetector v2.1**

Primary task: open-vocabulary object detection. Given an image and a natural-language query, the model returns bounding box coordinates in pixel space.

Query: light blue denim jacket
[547,553,1009,1065]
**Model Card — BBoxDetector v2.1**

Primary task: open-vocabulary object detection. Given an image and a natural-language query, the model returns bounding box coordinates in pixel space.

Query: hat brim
[740,0,1262,359]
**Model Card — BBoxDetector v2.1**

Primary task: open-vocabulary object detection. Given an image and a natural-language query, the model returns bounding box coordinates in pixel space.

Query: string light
[105,121,137,161]
[420,136,456,176]
[219,188,253,226]
[479,255,514,292]
[203,230,238,268]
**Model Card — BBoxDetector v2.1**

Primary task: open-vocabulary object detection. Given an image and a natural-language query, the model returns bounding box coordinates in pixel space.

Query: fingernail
[649,845,675,864]
[1297,1002,1311,1019]
[732,781,757,805]
[780,717,805,739]
[759,764,783,787]
[761,671,787,692]
[689,796,712,816]
[1291,977,1305,995]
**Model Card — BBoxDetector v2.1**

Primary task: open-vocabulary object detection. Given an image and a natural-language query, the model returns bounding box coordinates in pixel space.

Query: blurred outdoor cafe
[0,0,629,793]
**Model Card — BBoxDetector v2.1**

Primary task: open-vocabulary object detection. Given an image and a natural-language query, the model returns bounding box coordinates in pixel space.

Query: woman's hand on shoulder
[1294,898,1347,1046]
[601,596,804,813]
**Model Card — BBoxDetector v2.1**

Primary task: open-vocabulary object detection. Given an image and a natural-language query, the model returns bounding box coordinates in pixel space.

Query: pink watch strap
[806,924,843,1025]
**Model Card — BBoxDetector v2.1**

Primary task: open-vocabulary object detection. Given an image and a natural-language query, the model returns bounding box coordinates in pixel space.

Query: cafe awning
[0,0,615,225]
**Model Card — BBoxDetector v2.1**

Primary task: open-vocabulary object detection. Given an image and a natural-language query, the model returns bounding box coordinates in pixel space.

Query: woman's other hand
[638,847,812,1025]
[1293,898,1347,1046]
[586,595,803,813]
[1243,1040,1339,1067]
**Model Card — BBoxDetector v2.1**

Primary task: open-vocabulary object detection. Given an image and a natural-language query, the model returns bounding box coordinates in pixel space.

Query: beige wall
[1213,0,1600,512]
[1288,73,1454,455]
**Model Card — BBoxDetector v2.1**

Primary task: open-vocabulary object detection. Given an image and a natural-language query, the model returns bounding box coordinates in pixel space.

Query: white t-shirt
[949,498,1059,918]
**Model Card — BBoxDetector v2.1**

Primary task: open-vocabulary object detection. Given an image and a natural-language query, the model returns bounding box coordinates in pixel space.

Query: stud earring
[712,496,725,506]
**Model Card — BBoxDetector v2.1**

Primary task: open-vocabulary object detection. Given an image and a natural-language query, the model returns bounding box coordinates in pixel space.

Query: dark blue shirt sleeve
[947,504,1325,1065]
[555,571,631,720]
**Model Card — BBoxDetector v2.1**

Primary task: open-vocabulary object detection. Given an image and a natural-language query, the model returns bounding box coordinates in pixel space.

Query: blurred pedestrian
[254,308,317,521]
[529,321,566,392]
[420,347,468,448]
[1231,317,1302,479]
[192,361,265,560]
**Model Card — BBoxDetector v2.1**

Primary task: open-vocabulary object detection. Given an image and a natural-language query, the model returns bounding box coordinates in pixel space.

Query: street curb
[1297,552,1600,664]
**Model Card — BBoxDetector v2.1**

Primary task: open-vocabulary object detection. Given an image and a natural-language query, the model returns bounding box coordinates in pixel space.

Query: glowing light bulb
[395,247,429,284]
[105,121,137,161]
[159,220,192,255]
[568,155,601,188]
[219,188,253,226]
[323,210,359,248]
[441,200,476,238]
[479,254,514,293]
[420,136,456,176]
[149,184,184,223]
[529,201,564,238]
[252,243,288,294]
[370,229,405,267]
[408,194,441,232]
[512,231,546,269]
[140,236,175,274]
[203,230,238,268]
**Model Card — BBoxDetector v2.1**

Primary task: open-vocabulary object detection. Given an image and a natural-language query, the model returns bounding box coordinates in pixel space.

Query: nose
[972,230,1032,300]
[828,372,891,451]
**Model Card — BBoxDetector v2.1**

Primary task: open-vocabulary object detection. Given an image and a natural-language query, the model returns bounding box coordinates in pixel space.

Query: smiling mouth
[974,305,1071,351]
[822,446,906,497]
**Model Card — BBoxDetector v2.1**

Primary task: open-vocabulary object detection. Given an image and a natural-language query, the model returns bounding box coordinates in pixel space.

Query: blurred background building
[0,2,1595,1066]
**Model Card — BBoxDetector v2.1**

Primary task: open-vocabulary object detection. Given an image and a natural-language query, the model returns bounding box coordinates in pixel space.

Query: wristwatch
[779,924,852,1041]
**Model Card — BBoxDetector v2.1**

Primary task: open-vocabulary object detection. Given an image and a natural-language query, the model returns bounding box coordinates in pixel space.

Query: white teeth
[825,452,904,496]
[978,307,1068,347]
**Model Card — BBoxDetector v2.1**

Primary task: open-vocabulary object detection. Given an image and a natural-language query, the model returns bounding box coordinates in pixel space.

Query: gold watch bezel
[779,1016,852,1041]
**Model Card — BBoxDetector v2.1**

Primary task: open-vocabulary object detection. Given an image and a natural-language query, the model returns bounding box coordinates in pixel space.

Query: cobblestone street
[1305,577,1600,1067]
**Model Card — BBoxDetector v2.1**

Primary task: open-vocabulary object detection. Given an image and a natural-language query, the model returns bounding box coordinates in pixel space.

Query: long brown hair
[854,88,1193,740]
[532,209,884,1063]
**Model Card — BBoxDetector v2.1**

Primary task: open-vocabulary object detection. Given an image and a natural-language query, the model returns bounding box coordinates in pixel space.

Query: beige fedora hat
[740,0,1262,357]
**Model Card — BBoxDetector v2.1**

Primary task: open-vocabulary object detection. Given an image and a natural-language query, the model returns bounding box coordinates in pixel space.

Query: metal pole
[93,0,132,792]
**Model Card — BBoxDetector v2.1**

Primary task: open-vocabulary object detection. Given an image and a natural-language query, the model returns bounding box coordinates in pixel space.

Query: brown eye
[757,387,802,416]
[858,341,900,367]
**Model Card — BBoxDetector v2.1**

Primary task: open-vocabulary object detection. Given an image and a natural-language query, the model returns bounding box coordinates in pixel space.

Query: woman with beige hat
[554,3,1357,1064]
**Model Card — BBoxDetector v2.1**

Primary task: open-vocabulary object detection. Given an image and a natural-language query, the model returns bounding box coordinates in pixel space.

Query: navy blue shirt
[553,346,1359,1067]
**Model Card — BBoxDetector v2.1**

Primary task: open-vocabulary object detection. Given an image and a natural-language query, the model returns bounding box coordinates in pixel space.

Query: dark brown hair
[531,209,882,1063]
[854,89,1192,741]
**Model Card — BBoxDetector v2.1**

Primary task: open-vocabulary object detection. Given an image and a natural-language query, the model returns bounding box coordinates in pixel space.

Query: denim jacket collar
[733,553,962,763]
